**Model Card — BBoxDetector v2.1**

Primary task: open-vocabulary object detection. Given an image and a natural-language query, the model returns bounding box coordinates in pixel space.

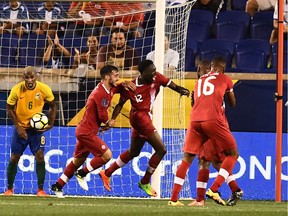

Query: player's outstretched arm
[225,91,236,107]
[111,98,127,120]
[168,81,190,97]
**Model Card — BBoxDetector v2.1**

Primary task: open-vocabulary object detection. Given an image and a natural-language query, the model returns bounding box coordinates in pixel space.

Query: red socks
[170,160,191,202]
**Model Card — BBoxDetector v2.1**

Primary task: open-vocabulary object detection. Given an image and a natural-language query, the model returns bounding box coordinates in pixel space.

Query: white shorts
[256,0,276,11]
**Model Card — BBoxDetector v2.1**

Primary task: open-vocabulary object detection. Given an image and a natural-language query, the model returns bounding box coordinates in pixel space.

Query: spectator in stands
[42,33,71,69]
[245,0,276,17]
[72,35,99,70]
[68,2,105,37]
[102,2,144,38]
[97,28,140,70]
[269,0,288,44]
[0,0,29,38]
[146,35,180,70]
[192,0,225,18]
[34,1,64,37]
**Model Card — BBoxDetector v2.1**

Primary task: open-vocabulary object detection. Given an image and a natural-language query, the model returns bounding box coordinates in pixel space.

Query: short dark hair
[110,28,127,40]
[100,65,118,79]
[138,60,154,74]
[211,56,226,65]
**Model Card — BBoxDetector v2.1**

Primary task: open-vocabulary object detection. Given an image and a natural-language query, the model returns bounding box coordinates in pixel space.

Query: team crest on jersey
[102,98,109,107]
[35,93,40,100]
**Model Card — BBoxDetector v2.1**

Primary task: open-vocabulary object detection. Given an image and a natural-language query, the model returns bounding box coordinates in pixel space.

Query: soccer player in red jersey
[169,56,239,206]
[185,59,243,207]
[99,60,190,197]
[50,65,135,197]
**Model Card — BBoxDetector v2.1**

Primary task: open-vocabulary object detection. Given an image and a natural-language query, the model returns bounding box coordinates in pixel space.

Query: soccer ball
[30,113,49,130]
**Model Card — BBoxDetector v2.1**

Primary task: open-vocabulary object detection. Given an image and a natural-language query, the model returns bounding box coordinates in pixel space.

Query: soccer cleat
[75,171,89,191]
[138,182,157,197]
[37,189,48,197]
[206,188,226,206]
[51,183,64,198]
[226,190,244,206]
[99,170,111,192]
[4,189,14,196]
[167,200,185,206]
[187,200,205,207]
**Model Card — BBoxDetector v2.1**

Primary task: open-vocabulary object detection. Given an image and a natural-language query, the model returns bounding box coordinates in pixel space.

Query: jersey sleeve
[7,85,19,106]
[94,91,109,124]
[156,72,171,87]
[225,76,234,92]
[42,83,55,102]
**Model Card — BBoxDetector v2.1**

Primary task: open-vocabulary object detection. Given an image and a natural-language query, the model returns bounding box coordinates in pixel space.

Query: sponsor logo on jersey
[35,93,40,100]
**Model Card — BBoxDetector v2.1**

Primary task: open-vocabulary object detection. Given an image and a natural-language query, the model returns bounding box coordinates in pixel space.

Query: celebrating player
[98,59,190,197]
[169,56,240,206]
[50,65,135,197]
[4,66,56,196]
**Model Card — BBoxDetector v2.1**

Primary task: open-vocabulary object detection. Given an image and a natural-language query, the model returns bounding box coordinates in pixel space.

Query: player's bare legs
[168,152,195,206]
[100,136,145,191]
[138,131,166,197]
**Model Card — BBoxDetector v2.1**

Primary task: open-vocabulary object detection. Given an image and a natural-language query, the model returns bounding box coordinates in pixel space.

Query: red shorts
[199,139,225,163]
[183,118,237,156]
[130,111,156,139]
[73,125,109,158]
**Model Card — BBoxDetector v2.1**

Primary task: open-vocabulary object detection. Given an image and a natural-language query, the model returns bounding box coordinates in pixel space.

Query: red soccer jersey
[120,72,171,115]
[191,71,234,121]
[79,82,118,131]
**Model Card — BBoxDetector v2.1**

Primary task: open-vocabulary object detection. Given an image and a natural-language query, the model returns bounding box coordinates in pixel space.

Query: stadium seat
[250,11,274,40]
[185,39,198,71]
[18,33,46,67]
[231,0,247,11]
[216,11,250,41]
[0,34,18,67]
[128,37,155,61]
[187,9,214,42]
[235,39,271,72]
[143,11,155,37]
[272,42,288,71]
[187,22,211,42]
[199,39,235,68]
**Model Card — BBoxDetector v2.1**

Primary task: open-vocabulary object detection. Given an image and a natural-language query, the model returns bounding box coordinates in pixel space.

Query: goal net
[0,0,194,198]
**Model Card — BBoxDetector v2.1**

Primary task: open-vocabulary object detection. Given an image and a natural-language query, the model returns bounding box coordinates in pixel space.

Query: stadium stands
[250,11,274,40]
[187,9,214,42]
[231,0,247,11]
[185,39,198,71]
[0,2,280,73]
[216,11,250,41]
[199,39,235,68]
[272,42,288,71]
[235,39,271,72]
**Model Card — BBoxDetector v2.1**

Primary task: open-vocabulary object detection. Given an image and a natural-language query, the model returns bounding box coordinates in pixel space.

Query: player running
[98,59,190,197]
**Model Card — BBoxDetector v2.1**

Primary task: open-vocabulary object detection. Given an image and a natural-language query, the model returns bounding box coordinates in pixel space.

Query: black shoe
[51,183,64,198]
[226,190,243,206]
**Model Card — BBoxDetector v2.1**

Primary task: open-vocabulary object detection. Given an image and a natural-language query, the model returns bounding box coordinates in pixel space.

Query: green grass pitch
[0,196,287,216]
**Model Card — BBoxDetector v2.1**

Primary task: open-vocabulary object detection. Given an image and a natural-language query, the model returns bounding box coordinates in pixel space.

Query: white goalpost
[0,0,194,198]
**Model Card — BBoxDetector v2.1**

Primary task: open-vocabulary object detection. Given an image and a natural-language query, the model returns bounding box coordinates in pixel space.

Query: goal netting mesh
[0,0,194,198]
